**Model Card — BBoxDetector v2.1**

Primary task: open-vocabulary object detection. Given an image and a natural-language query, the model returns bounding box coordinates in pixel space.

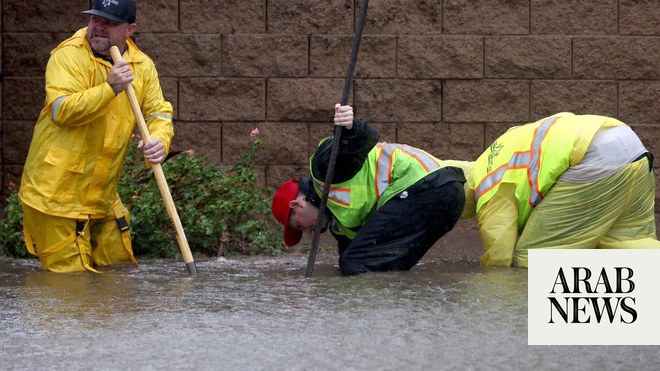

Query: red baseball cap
[271,178,303,246]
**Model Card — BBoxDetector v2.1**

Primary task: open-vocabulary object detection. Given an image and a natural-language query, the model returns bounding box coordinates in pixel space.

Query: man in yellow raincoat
[447,112,659,268]
[18,0,174,273]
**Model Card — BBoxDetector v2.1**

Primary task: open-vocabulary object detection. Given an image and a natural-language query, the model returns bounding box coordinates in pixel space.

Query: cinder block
[531,0,617,35]
[266,165,310,189]
[2,120,33,164]
[355,79,443,122]
[444,0,529,35]
[2,33,66,77]
[223,35,308,78]
[170,121,222,166]
[485,123,520,149]
[159,78,178,120]
[223,122,309,166]
[136,0,179,33]
[485,37,572,79]
[180,0,265,33]
[308,123,334,159]
[267,0,352,34]
[398,36,483,79]
[179,78,265,121]
[363,0,442,34]
[574,37,660,79]
[137,34,223,77]
[2,78,44,121]
[531,81,617,119]
[373,122,397,144]
[3,0,88,32]
[620,0,660,35]
[267,78,347,121]
[310,36,396,78]
[398,122,484,161]
[619,82,660,125]
[443,80,529,123]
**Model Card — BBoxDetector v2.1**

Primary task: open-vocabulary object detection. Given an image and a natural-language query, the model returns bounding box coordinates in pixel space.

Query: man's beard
[89,37,111,53]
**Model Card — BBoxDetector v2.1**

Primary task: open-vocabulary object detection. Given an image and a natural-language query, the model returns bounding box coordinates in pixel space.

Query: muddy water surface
[1,254,657,370]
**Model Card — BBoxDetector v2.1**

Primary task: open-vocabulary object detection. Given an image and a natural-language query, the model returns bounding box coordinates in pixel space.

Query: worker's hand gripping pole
[110,46,198,277]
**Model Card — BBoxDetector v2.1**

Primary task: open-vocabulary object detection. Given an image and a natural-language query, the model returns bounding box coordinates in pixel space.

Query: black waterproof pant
[337,169,466,276]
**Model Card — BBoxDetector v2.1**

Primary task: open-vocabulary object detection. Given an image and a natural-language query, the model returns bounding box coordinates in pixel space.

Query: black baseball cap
[82,0,137,23]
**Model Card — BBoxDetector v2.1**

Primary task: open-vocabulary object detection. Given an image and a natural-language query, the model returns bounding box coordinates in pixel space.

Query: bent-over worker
[450,112,660,268]
[271,104,466,276]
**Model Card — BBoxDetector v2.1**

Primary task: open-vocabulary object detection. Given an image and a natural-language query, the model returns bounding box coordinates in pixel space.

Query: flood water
[1,254,658,370]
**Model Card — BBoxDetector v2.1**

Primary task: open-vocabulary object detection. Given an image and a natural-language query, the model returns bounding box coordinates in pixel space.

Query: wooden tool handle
[110,46,197,276]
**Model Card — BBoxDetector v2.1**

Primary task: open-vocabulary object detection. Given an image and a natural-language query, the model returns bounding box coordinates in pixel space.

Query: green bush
[120,136,285,258]
[0,192,29,258]
[0,136,286,259]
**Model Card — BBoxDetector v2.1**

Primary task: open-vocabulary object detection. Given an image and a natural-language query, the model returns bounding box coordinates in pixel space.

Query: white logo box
[528,249,660,345]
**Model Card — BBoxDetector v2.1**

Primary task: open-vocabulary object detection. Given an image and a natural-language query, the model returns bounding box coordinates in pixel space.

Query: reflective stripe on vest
[376,143,441,198]
[313,181,351,206]
[475,117,558,207]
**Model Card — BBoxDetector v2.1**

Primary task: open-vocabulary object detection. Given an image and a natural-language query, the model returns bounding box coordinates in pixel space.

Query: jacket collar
[51,27,145,64]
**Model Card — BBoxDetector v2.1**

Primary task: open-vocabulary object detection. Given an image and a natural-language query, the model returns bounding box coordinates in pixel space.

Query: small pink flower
[7,181,16,191]
[250,128,260,138]
[187,149,195,155]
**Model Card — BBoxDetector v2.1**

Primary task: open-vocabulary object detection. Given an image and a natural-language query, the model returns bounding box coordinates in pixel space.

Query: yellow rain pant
[22,200,138,273]
[514,157,660,267]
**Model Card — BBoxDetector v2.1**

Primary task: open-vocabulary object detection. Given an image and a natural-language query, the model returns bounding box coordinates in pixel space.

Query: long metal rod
[110,46,198,277]
[305,0,369,277]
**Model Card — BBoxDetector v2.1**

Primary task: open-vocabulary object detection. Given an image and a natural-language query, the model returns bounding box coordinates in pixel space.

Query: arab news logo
[548,266,637,324]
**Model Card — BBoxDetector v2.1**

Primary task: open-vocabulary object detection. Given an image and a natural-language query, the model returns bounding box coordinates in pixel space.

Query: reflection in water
[1,257,658,370]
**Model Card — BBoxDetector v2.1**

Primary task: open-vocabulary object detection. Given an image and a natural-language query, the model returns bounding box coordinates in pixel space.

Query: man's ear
[126,23,137,38]
[289,198,303,210]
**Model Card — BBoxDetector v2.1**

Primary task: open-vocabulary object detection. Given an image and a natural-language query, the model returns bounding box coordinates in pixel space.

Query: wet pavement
[1,253,658,370]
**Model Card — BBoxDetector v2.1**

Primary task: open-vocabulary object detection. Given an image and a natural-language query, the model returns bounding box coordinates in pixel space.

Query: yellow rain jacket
[19,27,173,219]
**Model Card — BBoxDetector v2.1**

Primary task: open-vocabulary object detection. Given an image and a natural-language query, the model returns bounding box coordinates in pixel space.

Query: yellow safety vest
[311,142,443,239]
[472,113,626,230]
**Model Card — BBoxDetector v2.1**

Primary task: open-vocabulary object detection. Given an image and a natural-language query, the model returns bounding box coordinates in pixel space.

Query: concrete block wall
[1,1,659,257]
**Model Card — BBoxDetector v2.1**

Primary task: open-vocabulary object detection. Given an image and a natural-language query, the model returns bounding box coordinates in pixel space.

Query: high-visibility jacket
[311,141,445,239]
[19,28,173,219]
[472,113,626,230]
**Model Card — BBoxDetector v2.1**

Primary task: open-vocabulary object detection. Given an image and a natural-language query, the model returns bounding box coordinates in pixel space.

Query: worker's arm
[46,48,116,127]
[311,105,379,183]
[477,182,519,267]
